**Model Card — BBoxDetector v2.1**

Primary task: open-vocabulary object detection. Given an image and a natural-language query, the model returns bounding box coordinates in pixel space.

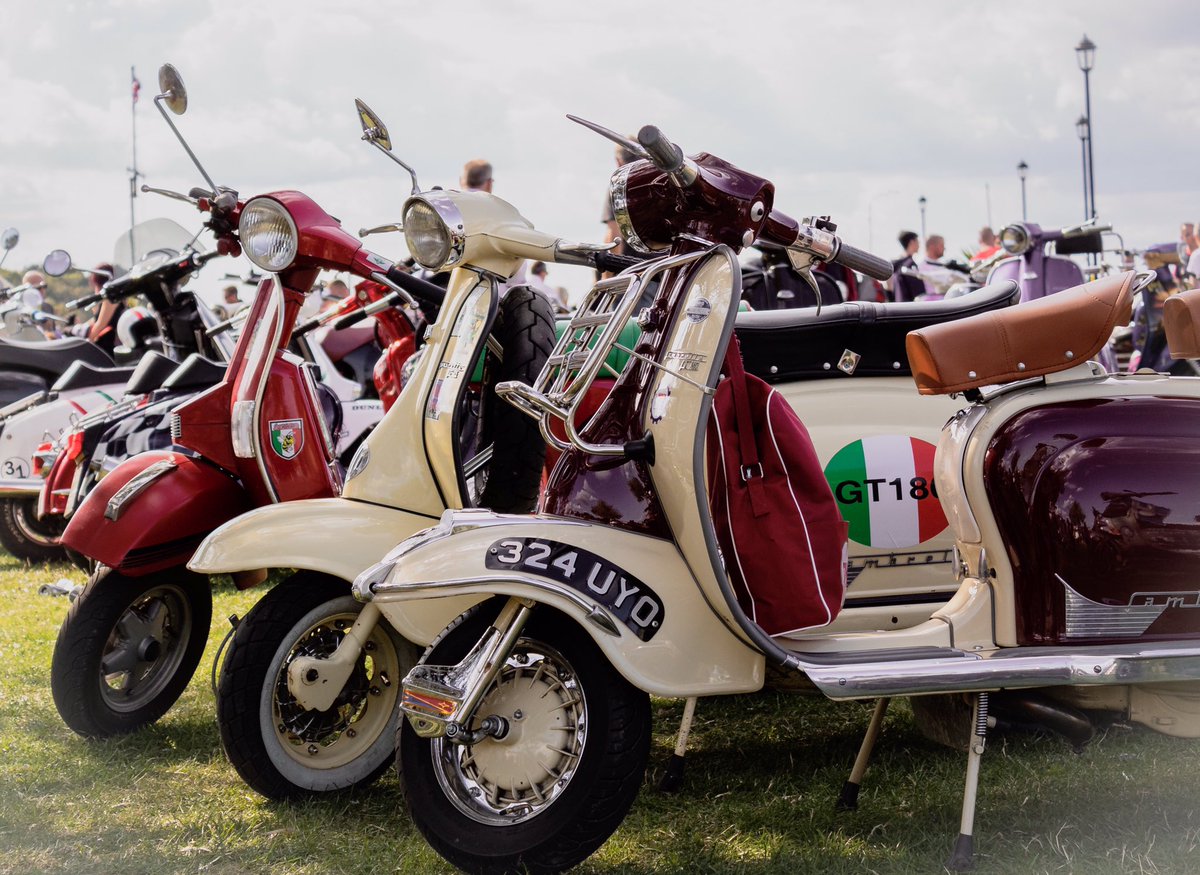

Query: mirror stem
[153,95,218,193]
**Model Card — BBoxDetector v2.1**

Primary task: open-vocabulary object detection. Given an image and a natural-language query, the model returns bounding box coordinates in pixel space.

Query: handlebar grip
[333,308,371,331]
[292,315,322,337]
[67,293,104,310]
[637,125,684,173]
[189,186,215,201]
[832,242,893,282]
[595,251,645,273]
[385,265,446,307]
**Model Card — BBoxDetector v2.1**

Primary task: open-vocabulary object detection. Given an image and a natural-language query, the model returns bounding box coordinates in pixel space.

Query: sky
[1,0,1197,306]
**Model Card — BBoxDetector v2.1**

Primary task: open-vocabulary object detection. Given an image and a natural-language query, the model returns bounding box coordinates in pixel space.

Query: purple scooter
[987,218,1112,302]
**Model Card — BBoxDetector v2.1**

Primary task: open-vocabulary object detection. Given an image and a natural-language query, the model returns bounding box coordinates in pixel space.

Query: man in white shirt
[1186,219,1200,283]
[918,235,969,297]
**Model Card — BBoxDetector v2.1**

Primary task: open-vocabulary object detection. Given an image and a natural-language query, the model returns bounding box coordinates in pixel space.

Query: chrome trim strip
[798,641,1200,700]
[250,276,286,503]
[370,574,623,637]
[1061,574,1167,639]
[0,478,40,496]
[104,459,177,521]
[610,163,654,256]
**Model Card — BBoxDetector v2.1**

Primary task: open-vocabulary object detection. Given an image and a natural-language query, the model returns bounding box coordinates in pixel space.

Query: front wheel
[0,496,66,562]
[216,572,418,800]
[401,605,651,875]
[50,565,212,737]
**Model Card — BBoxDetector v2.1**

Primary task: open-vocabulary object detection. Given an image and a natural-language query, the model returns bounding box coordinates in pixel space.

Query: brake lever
[141,184,199,206]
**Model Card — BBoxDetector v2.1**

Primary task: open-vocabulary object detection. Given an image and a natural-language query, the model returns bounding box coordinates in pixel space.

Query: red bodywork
[60,190,409,578]
[62,450,252,576]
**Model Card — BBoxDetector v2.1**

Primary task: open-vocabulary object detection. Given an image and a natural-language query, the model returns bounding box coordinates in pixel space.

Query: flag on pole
[132,71,140,104]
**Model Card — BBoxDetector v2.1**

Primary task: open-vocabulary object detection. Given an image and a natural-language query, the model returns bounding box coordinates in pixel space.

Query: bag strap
[722,334,769,517]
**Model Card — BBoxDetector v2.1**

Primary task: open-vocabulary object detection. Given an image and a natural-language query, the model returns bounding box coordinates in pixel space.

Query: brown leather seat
[905,271,1134,396]
[1164,288,1200,360]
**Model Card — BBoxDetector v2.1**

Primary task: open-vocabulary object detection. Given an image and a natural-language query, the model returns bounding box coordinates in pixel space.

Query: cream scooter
[187,101,629,799]
[353,125,1200,873]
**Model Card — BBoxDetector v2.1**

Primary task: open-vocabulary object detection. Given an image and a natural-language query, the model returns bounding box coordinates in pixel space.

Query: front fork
[400,596,533,741]
[284,596,535,746]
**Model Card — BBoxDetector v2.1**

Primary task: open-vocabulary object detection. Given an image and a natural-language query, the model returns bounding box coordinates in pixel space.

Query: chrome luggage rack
[498,248,713,456]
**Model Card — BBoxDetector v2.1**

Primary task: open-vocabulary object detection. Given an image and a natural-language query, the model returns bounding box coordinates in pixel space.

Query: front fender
[367,510,765,698]
[62,451,251,576]
[188,496,440,585]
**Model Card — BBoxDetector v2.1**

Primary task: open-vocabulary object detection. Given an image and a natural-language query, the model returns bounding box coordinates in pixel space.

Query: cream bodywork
[369,249,771,696]
[190,189,563,581]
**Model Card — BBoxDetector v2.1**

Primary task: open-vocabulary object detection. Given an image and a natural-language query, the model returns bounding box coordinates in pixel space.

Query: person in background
[82,263,122,354]
[888,230,923,302]
[461,159,526,288]
[1181,222,1196,260]
[918,235,970,297]
[601,141,639,257]
[1186,219,1200,282]
[461,159,493,194]
[527,261,570,312]
[320,278,350,312]
[19,270,47,311]
[974,227,1000,261]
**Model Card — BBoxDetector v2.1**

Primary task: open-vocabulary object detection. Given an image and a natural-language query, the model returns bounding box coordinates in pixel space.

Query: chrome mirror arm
[140,184,199,206]
[359,222,403,238]
[363,138,421,195]
[152,93,218,194]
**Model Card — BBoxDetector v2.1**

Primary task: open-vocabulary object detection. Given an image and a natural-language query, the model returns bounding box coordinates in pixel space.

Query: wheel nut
[369,686,381,696]
[308,744,319,756]
[469,787,481,797]
[364,641,376,652]
[347,728,357,738]
[513,709,524,720]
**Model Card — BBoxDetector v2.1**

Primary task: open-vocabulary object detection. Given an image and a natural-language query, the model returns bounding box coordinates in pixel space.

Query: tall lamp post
[1016,161,1028,221]
[1076,35,1097,218]
[918,195,927,241]
[1075,115,1091,220]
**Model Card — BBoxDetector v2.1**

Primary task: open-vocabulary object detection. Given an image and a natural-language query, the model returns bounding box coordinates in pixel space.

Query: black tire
[51,565,211,737]
[476,286,556,513]
[0,496,66,562]
[401,605,651,875]
[216,571,419,800]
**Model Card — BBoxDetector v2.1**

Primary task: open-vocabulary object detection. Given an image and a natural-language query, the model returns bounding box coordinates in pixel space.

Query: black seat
[736,280,1021,383]
[51,361,138,393]
[0,336,114,379]
[124,351,182,396]
[161,353,228,391]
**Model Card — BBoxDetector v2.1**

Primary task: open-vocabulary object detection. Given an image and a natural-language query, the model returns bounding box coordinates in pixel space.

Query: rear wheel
[0,496,66,562]
[51,565,211,737]
[401,606,651,875]
[217,572,418,800]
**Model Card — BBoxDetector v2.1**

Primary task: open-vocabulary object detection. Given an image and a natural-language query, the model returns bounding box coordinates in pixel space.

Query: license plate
[485,537,664,641]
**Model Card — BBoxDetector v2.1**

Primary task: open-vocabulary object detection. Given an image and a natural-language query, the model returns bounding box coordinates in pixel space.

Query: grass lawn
[1,553,1198,874]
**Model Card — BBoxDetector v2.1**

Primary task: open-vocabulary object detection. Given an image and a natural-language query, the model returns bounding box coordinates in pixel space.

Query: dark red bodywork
[984,396,1200,645]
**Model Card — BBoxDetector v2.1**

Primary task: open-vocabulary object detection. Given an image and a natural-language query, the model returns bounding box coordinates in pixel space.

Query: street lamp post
[918,195,927,241]
[1075,115,1091,220]
[1016,160,1028,221]
[1076,35,1097,218]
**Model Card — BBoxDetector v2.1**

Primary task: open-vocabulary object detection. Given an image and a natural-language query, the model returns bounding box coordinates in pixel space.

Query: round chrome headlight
[403,195,465,271]
[999,224,1031,256]
[239,198,298,272]
[610,163,662,255]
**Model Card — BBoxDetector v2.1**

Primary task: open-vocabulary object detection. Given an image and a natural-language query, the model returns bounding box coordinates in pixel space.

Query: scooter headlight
[610,163,666,255]
[239,198,299,272]
[403,194,465,271]
[999,223,1031,256]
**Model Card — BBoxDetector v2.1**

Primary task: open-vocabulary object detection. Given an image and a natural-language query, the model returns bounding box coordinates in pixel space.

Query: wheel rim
[99,584,194,712]
[11,499,63,547]
[431,640,587,825]
[271,611,403,770]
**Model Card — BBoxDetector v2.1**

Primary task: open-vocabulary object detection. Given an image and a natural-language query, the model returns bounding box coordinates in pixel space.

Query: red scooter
[50,64,446,737]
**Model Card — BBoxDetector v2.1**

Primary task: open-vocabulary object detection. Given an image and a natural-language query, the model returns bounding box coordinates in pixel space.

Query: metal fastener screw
[347,728,357,738]
[364,641,376,652]
[893,362,901,369]
[513,709,524,720]
[470,787,481,797]
[369,686,381,696]
[1017,362,1026,371]
[968,370,978,379]
[1066,351,1075,360]
[823,362,831,370]
[308,744,319,756]
[770,365,778,374]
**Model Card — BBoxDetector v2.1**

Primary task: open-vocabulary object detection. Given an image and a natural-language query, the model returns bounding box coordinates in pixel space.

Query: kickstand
[659,696,698,793]
[837,697,890,811]
[947,691,994,872]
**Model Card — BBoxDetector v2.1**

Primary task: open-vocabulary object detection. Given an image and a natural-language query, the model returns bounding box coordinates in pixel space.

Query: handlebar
[382,264,446,309]
[830,241,893,282]
[594,251,645,274]
[636,125,699,187]
[332,307,373,331]
[66,292,104,310]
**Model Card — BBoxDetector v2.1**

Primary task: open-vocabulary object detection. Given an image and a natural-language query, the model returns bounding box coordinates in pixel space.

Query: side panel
[372,514,766,697]
[62,450,251,575]
[188,496,439,584]
[777,379,964,605]
[985,396,1200,646]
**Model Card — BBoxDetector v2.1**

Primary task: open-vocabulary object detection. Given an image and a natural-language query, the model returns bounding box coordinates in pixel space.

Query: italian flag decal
[823,435,948,548]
